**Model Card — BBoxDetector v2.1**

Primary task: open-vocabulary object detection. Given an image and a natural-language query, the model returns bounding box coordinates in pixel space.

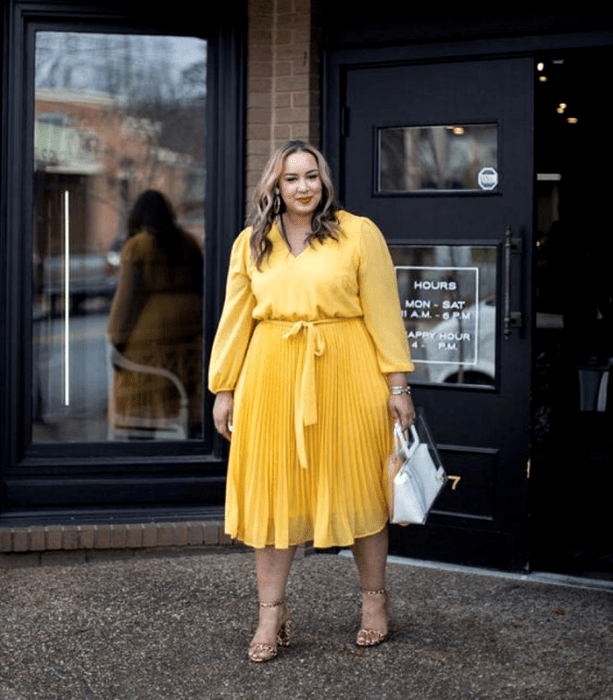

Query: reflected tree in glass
[379,124,498,192]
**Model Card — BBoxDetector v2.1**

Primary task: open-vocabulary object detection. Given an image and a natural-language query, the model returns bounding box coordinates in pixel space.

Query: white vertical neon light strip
[64,189,70,406]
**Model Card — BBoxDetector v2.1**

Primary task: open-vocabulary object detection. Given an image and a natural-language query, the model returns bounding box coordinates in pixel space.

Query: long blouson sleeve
[357,217,414,375]
[208,230,257,393]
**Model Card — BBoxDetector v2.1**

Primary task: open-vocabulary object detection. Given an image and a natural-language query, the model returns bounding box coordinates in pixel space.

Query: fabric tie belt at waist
[262,318,358,469]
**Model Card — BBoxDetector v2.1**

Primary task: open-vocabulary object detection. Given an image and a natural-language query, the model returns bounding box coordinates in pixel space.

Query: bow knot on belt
[281,320,329,469]
[263,318,356,468]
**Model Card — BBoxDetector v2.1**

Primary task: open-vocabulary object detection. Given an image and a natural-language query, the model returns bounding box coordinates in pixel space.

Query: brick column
[246,0,321,209]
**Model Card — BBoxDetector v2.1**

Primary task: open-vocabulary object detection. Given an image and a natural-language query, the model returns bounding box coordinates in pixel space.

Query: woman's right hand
[213,391,234,441]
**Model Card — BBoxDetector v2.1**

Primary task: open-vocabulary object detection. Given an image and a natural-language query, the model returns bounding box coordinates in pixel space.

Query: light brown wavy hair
[249,140,340,269]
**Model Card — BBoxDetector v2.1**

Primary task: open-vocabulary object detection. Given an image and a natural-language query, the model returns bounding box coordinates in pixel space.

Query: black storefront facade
[2,1,612,579]
[1,0,245,527]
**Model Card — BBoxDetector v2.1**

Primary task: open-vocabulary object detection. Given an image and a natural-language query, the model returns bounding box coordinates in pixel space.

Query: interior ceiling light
[567,117,578,124]
[537,62,545,71]
[452,127,465,135]
[539,75,548,82]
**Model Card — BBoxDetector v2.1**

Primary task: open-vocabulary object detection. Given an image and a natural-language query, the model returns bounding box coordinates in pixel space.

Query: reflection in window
[32,32,207,442]
[391,246,497,387]
[379,124,498,193]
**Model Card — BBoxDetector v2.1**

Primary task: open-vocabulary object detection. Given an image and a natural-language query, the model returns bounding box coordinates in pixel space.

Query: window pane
[378,124,498,193]
[32,32,207,442]
[391,245,497,387]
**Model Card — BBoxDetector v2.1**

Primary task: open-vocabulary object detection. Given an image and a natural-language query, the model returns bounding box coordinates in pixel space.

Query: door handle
[504,225,523,340]
[64,189,70,406]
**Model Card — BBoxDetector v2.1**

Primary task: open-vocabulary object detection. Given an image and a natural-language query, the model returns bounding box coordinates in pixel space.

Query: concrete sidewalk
[1,549,612,699]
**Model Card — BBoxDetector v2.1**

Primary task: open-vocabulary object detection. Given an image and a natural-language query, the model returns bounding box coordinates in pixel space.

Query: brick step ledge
[0,521,240,558]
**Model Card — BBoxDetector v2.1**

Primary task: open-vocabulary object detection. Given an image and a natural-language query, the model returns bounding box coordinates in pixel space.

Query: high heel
[248,599,291,663]
[356,588,389,647]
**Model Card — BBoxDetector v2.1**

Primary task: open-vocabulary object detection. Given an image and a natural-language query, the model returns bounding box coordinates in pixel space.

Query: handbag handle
[394,423,420,460]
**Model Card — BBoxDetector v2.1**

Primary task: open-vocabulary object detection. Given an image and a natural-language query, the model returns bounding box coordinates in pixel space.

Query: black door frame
[322,25,613,571]
[0,0,245,524]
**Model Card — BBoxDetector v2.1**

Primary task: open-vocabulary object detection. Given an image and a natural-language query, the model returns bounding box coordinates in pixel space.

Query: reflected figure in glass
[107,190,203,439]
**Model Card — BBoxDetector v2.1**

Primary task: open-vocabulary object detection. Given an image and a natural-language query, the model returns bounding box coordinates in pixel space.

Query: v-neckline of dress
[274,221,310,259]
[286,242,309,259]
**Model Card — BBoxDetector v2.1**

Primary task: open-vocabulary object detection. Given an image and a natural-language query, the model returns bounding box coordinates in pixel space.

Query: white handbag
[387,418,447,525]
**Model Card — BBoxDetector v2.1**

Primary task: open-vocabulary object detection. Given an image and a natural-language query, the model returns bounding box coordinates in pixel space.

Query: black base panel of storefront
[389,523,524,573]
[0,504,225,528]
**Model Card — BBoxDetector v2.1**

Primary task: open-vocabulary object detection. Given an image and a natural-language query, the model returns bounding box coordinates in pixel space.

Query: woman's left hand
[388,393,416,433]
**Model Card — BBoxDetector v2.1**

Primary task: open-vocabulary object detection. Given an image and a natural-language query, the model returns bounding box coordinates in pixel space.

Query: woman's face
[278,151,323,219]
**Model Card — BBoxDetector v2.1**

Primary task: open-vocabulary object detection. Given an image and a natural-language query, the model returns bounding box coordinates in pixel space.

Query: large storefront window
[32,32,207,442]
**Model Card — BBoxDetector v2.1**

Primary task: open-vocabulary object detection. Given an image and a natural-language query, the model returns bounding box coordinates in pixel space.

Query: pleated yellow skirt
[225,317,393,549]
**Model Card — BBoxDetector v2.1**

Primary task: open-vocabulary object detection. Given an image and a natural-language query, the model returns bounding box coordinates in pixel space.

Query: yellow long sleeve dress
[208,210,414,549]
[108,230,203,430]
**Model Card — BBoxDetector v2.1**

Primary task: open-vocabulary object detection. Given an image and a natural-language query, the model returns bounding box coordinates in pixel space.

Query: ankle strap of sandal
[259,599,285,608]
[362,589,387,596]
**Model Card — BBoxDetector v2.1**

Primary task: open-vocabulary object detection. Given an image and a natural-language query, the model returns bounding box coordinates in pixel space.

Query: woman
[108,190,203,437]
[209,141,415,662]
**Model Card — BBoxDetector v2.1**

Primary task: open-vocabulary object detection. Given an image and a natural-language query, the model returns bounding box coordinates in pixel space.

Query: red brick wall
[246,0,321,211]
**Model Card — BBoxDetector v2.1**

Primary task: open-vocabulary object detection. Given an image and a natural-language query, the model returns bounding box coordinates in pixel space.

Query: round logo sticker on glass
[478,167,498,191]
